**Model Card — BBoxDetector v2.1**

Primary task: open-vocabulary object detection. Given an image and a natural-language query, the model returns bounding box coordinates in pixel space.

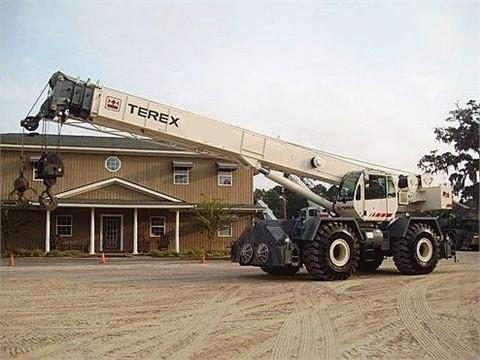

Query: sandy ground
[0,253,479,360]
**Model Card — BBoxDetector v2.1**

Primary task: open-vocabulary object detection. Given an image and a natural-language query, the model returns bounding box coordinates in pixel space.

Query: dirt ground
[0,252,479,360]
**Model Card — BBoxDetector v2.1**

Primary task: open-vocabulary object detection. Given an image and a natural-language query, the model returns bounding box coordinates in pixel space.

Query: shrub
[2,249,46,257]
[180,249,203,257]
[31,249,45,257]
[207,249,230,257]
[64,250,81,257]
[14,248,31,257]
[149,248,230,258]
[150,250,180,257]
[149,249,162,257]
[46,250,65,257]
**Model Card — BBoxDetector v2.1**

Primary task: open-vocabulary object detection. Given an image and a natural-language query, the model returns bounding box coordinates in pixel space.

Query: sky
[1,0,478,189]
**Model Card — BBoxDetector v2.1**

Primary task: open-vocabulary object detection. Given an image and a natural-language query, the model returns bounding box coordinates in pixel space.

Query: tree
[284,189,308,218]
[311,183,339,202]
[255,186,308,218]
[1,207,29,252]
[418,100,479,208]
[192,198,237,252]
[255,186,284,218]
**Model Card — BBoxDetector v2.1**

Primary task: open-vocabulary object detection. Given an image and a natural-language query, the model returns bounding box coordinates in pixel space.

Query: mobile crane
[20,71,453,280]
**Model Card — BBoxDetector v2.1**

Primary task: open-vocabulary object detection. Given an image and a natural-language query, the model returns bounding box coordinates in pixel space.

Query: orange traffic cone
[99,252,107,264]
[9,254,16,267]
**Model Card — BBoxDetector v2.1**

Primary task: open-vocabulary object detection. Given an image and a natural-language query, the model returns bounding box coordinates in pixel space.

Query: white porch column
[45,210,51,253]
[89,208,95,255]
[175,210,180,253]
[133,208,138,255]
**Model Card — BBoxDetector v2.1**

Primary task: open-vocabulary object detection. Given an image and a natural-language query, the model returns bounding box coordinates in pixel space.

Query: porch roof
[56,177,184,203]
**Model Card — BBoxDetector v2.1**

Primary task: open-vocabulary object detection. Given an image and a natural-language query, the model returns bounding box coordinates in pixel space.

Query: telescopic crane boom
[22,72,450,217]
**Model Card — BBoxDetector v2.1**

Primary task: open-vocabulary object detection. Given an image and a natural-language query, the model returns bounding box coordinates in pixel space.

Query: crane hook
[10,173,38,207]
[39,187,58,211]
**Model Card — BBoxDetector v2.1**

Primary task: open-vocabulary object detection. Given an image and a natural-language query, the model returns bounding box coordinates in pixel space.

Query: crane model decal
[105,96,121,112]
[126,104,180,127]
[105,96,180,127]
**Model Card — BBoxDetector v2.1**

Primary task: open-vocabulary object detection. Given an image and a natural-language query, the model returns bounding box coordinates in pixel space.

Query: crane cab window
[387,177,396,198]
[365,175,387,200]
[339,172,361,201]
[355,184,362,201]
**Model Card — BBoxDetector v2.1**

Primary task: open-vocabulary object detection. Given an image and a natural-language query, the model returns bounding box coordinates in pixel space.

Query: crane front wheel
[303,222,360,281]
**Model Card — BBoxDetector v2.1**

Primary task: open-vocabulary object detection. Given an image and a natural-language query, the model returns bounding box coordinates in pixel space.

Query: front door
[102,215,122,251]
[364,174,388,221]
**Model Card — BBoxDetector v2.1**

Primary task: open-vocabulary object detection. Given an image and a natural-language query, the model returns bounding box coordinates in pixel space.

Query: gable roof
[56,177,183,203]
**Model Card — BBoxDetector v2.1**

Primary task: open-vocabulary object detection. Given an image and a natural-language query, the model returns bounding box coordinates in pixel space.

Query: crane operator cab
[334,170,398,221]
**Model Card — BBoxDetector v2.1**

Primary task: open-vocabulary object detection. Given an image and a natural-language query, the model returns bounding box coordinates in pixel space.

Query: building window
[32,164,42,182]
[56,215,73,237]
[174,168,189,185]
[218,226,232,237]
[216,162,237,187]
[30,156,42,182]
[150,216,166,237]
[218,171,233,186]
[105,156,121,172]
[172,161,193,185]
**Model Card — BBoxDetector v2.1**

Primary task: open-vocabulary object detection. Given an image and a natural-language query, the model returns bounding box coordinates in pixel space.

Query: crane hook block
[39,188,58,211]
[13,175,30,195]
[21,116,41,131]
[36,152,64,187]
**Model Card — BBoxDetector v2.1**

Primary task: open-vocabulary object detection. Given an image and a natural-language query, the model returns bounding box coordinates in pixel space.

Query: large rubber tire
[303,222,360,281]
[358,256,384,272]
[260,265,300,276]
[393,223,439,275]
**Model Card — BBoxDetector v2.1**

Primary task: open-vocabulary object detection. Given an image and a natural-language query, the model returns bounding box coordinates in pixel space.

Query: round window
[105,156,121,172]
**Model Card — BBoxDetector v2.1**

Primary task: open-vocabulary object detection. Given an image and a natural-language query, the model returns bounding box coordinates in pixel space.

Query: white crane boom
[22,72,451,215]
[30,72,373,185]
[95,87,368,184]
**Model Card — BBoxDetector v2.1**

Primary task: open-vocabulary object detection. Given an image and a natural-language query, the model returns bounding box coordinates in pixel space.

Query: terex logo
[127,104,180,127]
[105,96,121,112]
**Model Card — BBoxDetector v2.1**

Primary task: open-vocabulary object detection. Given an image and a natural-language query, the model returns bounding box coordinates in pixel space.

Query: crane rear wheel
[393,223,439,275]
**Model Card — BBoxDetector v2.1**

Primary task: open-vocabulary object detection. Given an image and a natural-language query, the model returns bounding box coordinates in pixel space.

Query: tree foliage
[255,182,339,218]
[418,100,479,207]
[192,198,237,252]
[311,183,339,202]
[1,208,28,239]
[255,186,308,218]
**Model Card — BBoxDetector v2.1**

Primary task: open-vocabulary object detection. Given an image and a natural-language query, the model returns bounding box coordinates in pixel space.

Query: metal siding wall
[1,149,254,205]
[1,209,45,250]
[71,185,155,201]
